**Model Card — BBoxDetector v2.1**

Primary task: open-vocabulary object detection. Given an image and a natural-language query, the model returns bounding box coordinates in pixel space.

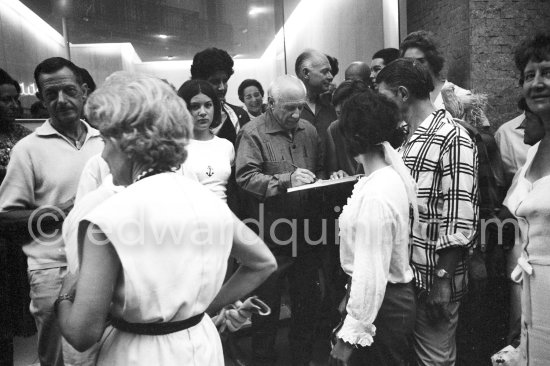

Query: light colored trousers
[28,267,98,366]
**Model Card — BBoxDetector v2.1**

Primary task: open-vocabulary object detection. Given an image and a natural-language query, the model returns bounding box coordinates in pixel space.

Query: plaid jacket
[401,110,479,302]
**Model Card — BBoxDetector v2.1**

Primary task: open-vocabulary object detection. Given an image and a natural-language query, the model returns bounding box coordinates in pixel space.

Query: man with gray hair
[236,75,324,366]
[295,50,337,150]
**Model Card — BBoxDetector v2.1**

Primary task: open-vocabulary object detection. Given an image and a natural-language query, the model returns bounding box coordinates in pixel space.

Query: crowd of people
[0,29,549,366]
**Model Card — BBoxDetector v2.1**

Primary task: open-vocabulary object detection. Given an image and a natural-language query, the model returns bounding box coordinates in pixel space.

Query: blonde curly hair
[441,83,488,128]
[85,72,192,171]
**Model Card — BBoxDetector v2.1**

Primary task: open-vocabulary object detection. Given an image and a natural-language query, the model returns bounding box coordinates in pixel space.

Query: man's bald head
[294,50,334,95]
[344,61,371,84]
[268,75,306,130]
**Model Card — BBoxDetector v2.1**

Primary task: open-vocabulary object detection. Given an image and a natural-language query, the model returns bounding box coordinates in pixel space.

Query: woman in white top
[55,73,276,365]
[329,90,418,366]
[177,79,235,203]
[506,33,550,366]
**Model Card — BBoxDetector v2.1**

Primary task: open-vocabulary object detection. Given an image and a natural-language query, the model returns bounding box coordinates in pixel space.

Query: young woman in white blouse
[177,79,235,203]
[329,90,418,366]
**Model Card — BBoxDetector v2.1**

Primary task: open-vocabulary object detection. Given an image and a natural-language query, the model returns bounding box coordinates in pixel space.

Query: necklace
[133,167,177,183]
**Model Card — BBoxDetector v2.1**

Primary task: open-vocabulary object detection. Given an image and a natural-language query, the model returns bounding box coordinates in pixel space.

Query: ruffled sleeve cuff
[337,315,377,347]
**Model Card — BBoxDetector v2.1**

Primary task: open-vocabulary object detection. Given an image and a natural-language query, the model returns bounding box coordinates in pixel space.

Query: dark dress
[0,123,36,363]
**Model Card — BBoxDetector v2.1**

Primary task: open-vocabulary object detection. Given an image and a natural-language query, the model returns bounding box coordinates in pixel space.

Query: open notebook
[287,174,363,193]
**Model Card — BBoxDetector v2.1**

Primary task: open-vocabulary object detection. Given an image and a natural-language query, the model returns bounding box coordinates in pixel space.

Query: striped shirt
[401,110,479,302]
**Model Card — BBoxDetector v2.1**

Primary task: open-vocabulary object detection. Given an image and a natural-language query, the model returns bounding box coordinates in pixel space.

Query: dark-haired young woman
[177,79,235,203]
[329,90,418,366]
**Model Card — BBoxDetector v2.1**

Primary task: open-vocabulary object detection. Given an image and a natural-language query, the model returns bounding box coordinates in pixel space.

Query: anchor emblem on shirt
[206,166,214,177]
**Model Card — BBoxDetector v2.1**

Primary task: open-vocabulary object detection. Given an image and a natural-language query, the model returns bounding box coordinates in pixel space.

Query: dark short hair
[78,67,96,92]
[190,48,234,80]
[514,32,550,85]
[0,68,21,94]
[326,54,339,77]
[376,58,434,100]
[177,79,222,127]
[339,90,404,156]
[34,57,83,93]
[372,48,400,66]
[400,30,445,76]
[332,79,370,107]
[238,79,265,102]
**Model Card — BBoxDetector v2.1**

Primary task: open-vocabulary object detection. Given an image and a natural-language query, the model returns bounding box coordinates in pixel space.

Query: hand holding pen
[289,162,317,187]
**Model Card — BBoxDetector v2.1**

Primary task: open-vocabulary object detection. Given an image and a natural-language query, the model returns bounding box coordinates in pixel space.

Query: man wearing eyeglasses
[236,75,325,366]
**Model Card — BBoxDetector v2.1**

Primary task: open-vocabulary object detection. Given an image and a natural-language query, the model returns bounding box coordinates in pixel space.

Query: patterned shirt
[0,123,31,183]
[400,110,478,302]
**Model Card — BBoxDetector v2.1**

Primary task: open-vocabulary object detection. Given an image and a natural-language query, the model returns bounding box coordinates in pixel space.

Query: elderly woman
[56,73,276,365]
[329,90,417,366]
[505,33,550,365]
[238,79,268,119]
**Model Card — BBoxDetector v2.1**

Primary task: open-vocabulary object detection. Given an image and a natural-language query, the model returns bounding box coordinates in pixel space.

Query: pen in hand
[288,162,317,183]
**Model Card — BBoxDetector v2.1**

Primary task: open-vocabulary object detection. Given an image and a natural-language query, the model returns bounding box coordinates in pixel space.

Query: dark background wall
[407,0,550,128]
[407,0,471,89]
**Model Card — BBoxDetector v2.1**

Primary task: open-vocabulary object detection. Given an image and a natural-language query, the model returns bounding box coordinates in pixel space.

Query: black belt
[111,312,204,336]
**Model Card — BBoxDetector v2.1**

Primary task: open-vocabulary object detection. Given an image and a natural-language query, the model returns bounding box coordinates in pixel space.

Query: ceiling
[20,0,300,61]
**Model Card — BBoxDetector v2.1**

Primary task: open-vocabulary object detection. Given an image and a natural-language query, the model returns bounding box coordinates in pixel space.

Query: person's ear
[81,83,88,100]
[302,67,310,79]
[397,86,410,102]
[268,96,275,108]
[35,90,47,108]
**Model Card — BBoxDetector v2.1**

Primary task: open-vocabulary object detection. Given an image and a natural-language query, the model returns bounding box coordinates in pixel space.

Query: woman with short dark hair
[237,79,267,118]
[329,90,417,366]
[506,32,550,365]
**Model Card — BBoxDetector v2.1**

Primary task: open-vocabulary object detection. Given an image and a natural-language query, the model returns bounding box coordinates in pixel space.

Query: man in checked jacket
[377,58,479,366]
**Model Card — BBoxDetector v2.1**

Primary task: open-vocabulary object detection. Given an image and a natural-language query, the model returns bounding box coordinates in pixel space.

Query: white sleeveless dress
[83,173,234,365]
[507,143,550,365]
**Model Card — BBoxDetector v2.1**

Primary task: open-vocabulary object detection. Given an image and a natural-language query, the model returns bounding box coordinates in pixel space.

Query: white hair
[267,75,306,103]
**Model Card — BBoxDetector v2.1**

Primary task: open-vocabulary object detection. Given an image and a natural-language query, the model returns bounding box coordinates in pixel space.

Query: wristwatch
[435,268,451,280]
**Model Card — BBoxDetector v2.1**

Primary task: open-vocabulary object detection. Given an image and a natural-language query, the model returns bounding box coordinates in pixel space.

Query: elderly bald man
[236,75,325,366]
[344,61,371,85]
[295,50,337,158]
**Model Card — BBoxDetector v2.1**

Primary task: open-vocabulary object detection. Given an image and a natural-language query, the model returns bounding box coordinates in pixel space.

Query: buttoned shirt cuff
[337,315,376,347]
[278,172,293,190]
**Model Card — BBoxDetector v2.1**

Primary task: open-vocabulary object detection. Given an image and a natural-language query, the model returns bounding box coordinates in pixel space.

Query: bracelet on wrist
[54,293,75,316]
